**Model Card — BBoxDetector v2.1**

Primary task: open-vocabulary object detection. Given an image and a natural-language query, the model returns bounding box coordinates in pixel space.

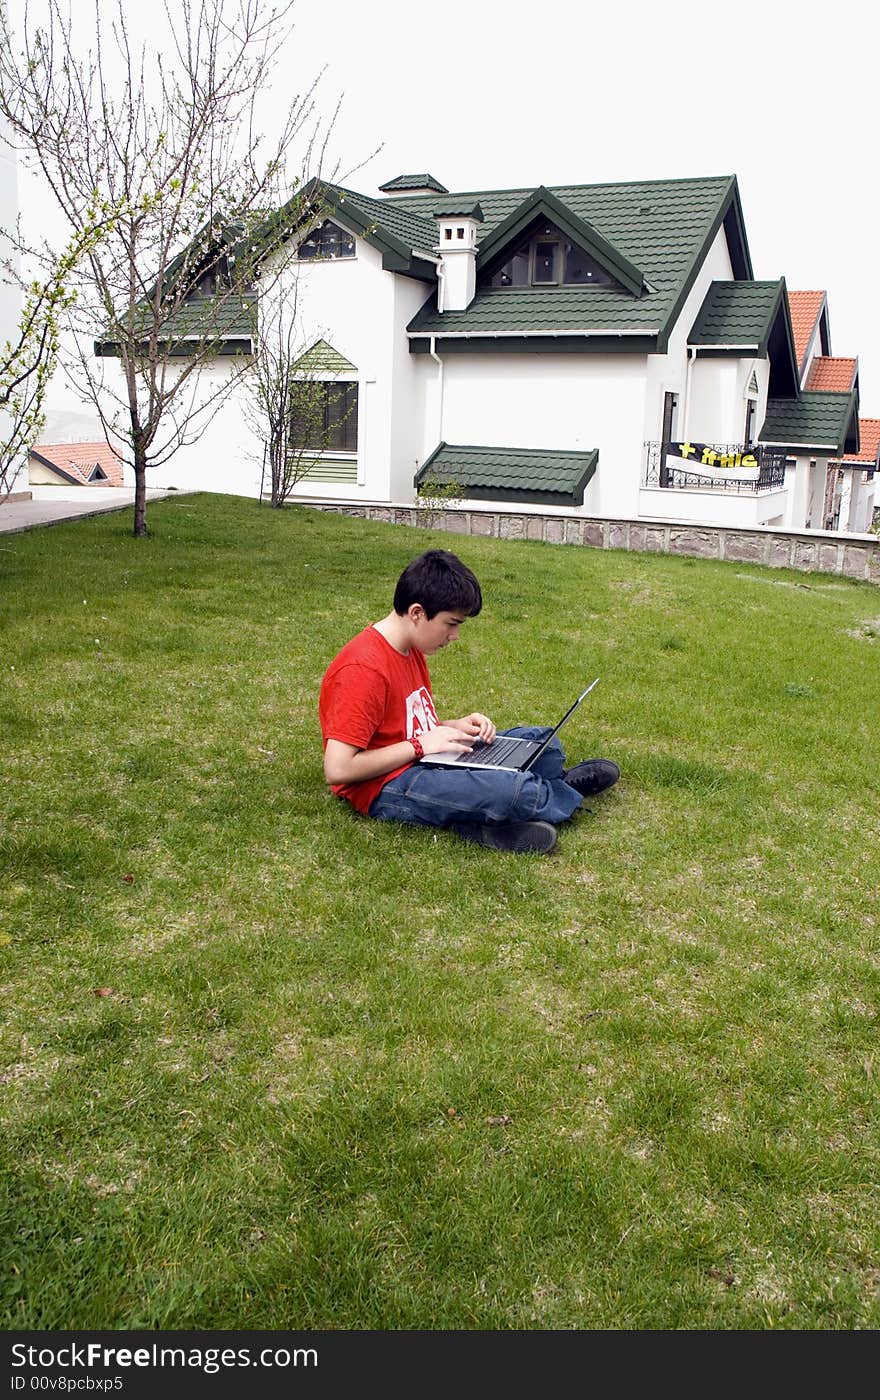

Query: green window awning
[415,442,598,507]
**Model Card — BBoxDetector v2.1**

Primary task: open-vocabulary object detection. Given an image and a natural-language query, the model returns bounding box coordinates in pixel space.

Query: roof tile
[786,290,826,373]
[31,442,125,486]
[836,417,880,467]
[689,280,784,346]
[401,175,738,338]
[759,391,857,453]
[416,442,598,506]
[805,356,857,392]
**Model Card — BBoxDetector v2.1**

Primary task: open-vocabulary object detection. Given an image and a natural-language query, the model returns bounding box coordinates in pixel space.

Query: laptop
[420,679,600,771]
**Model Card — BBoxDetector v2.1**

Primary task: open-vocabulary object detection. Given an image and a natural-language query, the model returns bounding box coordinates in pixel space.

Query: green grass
[1,493,879,1330]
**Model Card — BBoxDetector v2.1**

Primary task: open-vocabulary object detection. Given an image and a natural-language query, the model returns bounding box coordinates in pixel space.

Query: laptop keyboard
[464,735,524,763]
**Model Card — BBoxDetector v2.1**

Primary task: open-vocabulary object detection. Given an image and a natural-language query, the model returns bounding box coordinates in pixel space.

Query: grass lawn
[1,493,879,1331]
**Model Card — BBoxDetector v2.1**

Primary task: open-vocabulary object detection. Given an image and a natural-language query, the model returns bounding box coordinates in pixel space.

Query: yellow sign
[665,441,760,481]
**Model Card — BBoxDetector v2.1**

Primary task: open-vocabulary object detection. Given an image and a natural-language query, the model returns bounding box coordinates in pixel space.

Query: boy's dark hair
[393,549,483,619]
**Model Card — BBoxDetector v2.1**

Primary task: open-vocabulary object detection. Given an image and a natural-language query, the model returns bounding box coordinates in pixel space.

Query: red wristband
[410,734,424,761]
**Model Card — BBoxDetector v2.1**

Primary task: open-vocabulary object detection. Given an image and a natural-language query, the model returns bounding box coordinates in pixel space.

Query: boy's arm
[324,725,474,785]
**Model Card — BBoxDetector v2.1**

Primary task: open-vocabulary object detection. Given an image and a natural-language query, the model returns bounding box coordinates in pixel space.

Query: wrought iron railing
[644,442,788,494]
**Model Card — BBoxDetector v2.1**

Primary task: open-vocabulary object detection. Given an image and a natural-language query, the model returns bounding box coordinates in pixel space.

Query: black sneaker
[562,759,620,796]
[452,819,558,854]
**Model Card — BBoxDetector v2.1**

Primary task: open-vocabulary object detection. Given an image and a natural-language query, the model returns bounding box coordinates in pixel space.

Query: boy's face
[411,606,468,655]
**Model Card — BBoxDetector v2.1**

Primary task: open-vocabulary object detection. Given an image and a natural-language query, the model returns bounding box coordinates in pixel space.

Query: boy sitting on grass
[319,549,618,854]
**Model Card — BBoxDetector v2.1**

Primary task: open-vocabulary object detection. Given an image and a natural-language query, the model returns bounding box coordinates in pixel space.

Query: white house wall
[387,276,438,501]
[642,225,738,447]
[687,357,769,446]
[135,230,422,501]
[434,351,648,518]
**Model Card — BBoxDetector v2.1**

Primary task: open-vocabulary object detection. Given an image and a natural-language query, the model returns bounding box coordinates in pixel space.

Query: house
[28,441,126,487]
[101,170,875,537]
[827,419,879,533]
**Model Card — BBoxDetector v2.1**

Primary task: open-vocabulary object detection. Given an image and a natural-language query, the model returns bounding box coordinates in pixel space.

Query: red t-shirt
[319,626,439,814]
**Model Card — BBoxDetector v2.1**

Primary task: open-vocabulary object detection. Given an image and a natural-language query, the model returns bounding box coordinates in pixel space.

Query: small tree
[0,0,337,536]
[243,296,359,508]
[415,471,464,529]
[0,223,108,498]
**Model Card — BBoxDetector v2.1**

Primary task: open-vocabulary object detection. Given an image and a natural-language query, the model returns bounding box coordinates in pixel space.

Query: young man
[319,549,619,854]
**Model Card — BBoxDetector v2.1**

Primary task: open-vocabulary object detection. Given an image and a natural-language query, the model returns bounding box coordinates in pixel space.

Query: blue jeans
[369,727,583,829]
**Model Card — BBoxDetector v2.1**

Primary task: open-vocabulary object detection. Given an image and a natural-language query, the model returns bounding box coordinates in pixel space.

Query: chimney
[433,204,483,312]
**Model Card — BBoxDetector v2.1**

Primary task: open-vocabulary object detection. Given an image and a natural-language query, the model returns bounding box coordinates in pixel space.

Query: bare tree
[241,275,358,508]
[0,222,111,498]
[0,0,337,535]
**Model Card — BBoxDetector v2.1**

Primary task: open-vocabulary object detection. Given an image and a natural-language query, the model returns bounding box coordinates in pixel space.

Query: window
[296,220,355,260]
[290,381,358,453]
[660,392,679,487]
[661,392,679,443]
[488,222,614,288]
[744,398,757,446]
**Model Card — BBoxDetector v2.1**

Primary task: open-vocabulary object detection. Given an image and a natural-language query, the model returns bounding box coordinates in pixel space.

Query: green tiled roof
[293,339,357,374]
[379,174,448,193]
[95,293,255,356]
[324,185,436,252]
[759,391,859,453]
[416,442,598,507]
[410,285,660,334]
[689,280,786,348]
[399,175,749,343]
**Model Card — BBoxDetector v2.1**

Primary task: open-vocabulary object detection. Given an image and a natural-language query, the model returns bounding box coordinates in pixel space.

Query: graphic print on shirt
[405,685,439,739]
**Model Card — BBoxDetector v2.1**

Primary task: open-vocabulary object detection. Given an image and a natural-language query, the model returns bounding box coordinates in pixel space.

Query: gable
[474,187,646,296]
[293,339,357,375]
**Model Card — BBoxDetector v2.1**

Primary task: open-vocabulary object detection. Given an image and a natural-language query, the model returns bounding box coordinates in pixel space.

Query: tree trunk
[133,454,148,537]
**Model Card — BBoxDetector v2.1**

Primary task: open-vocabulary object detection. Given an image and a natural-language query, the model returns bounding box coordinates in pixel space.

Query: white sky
[291,0,880,408]
[11,0,880,416]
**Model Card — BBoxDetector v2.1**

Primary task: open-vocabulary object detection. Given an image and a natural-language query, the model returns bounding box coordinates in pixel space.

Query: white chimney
[433,204,483,312]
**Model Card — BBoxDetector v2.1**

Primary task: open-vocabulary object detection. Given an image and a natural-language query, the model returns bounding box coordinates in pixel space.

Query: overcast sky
[11,0,880,417]
[293,0,880,408]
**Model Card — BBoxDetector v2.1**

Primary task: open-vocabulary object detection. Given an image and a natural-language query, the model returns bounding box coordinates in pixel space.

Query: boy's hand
[448,713,497,744]
[421,724,477,755]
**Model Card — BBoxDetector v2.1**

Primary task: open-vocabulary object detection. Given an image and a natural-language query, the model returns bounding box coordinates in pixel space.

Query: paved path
[0,488,178,534]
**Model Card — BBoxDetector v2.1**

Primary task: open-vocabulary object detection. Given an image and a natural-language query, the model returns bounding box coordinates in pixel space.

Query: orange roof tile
[838,418,880,467]
[30,442,125,487]
[787,290,826,373]
[805,356,858,392]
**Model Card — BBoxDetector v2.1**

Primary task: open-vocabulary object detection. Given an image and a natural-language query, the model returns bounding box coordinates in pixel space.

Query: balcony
[644,441,788,494]
[640,441,790,528]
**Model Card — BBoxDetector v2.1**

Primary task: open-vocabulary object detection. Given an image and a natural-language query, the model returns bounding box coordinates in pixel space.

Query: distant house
[95,169,876,536]
[827,419,880,532]
[28,442,125,487]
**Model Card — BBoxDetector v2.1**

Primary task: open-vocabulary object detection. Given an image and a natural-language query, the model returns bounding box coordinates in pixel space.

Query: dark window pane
[533,241,558,284]
[563,242,611,285]
[324,382,359,452]
[298,220,355,260]
[510,250,530,285]
[289,381,327,449]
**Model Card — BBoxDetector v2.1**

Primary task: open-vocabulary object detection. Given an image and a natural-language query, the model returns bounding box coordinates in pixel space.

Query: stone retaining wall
[307,502,880,585]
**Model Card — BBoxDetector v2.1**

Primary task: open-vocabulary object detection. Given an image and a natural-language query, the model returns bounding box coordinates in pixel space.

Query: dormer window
[488,223,614,288]
[297,220,355,260]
